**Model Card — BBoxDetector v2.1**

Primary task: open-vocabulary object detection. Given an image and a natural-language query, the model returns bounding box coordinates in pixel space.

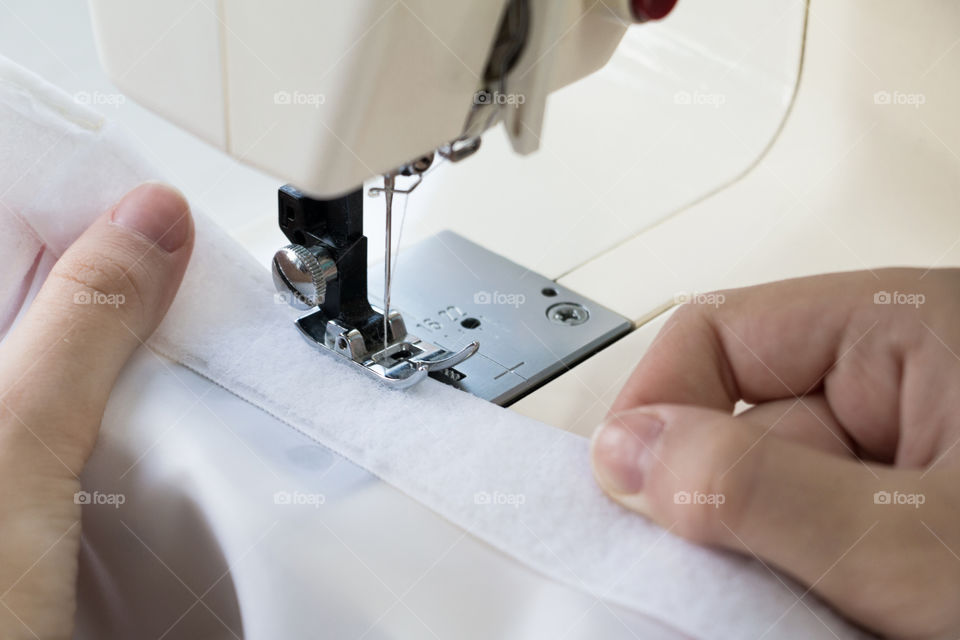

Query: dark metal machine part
[275,186,631,405]
[277,185,389,345]
[274,186,479,389]
[368,231,634,406]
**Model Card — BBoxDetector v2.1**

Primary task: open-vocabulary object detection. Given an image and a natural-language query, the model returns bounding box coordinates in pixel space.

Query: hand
[591,269,960,639]
[0,183,193,639]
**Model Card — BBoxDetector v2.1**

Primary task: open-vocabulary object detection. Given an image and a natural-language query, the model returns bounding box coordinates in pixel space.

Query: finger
[590,405,940,635]
[613,273,895,413]
[740,394,858,459]
[610,271,921,457]
[0,182,194,468]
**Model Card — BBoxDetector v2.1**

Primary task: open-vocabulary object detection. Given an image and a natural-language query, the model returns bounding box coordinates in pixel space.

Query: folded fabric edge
[144,339,702,639]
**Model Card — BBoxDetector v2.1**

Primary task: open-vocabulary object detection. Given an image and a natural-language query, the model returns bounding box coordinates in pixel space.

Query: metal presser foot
[271,183,478,389]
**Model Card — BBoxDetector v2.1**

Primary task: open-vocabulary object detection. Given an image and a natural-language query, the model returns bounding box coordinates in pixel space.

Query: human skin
[1,183,955,638]
[591,269,960,639]
[0,182,193,639]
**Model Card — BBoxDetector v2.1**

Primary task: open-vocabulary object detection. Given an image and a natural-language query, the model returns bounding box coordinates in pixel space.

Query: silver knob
[272,244,338,310]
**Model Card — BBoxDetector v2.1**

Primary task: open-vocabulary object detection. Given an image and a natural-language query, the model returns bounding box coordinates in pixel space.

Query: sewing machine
[88,0,678,403]
[21,2,960,636]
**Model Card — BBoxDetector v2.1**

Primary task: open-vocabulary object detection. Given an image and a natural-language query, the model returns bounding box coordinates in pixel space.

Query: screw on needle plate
[547,302,590,326]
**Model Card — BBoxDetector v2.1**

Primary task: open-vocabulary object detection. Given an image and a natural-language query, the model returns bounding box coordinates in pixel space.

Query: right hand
[591,269,960,639]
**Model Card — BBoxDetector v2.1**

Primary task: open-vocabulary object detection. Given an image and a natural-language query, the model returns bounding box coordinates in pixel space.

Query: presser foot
[294,308,479,389]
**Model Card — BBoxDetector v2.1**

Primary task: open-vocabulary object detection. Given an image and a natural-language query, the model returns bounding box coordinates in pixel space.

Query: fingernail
[111,181,191,253]
[591,411,664,495]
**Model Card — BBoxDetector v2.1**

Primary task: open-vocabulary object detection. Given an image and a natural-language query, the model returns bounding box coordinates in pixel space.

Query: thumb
[590,405,899,599]
[0,182,194,468]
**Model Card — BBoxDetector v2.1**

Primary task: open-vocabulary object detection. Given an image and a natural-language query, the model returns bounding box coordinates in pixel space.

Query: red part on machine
[630,0,679,22]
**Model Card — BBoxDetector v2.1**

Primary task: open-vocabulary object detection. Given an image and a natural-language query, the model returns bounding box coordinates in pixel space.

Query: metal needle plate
[368,231,632,405]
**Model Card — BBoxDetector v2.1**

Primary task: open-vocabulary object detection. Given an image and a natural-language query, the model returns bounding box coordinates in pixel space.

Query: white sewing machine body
[89,0,650,197]
[21,0,952,637]
[90,0,682,400]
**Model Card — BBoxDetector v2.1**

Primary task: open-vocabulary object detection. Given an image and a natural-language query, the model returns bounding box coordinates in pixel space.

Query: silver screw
[547,302,589,326]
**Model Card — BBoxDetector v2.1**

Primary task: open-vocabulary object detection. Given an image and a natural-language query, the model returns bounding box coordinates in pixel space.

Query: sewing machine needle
[382,174,395,351]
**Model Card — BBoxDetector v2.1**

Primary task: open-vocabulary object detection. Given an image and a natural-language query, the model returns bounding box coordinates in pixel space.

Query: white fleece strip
[146,217,867,640]
[0,54,866,640]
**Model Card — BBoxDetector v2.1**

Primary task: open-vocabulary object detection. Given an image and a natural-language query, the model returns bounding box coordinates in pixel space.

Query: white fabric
[0,56,869,639]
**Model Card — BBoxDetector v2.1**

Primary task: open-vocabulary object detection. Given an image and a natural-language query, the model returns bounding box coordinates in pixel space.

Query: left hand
[0,182,194,639]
